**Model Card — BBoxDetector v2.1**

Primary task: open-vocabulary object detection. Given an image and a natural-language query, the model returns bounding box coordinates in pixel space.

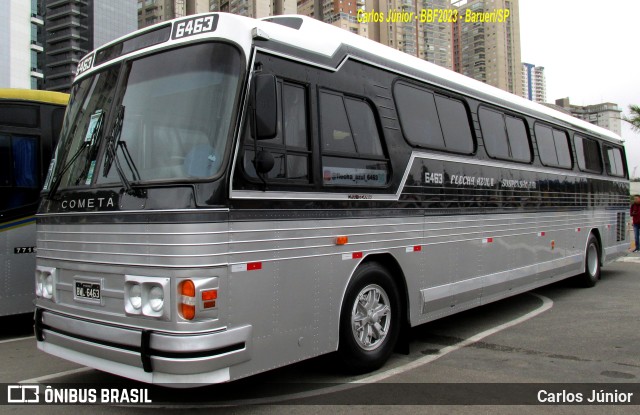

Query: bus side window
[0,135,10,187]
[319,90,389,187]
[0,134,39,211]
[0,104,38,128]
[479,107,531,163]
[244,80,310,183]
[574,134,603,173]
[535,123,572,169]
[604,145,625,177]
[393,82,474,154]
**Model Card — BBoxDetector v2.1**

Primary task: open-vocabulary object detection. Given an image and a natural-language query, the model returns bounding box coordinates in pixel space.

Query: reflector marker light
[482,237,494,244]
[203,301,216,309]
[342,252,363,260]
[231,262,263,273]
[607,224,611,229]
[405,245,422,252]
[336,236,349,245]
[538,231,546,237]
[202,289,217,301]
[576,228,581,232]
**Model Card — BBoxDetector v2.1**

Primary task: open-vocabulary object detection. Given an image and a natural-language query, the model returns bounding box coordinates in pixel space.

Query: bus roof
[0,89,69,106]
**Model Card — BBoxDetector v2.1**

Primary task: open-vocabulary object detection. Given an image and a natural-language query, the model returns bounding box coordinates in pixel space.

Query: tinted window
[535,124,557,166]
[12,136,38,187]
[344,98,383,156]
[434,95,474,153]
[320,91,389,187]
[479,107,531,162]
[604,146,625,177]
[479,107,509,159]
[535,124,572,169]
[0,104,39,128]
[0,134,38,188]
[505,116,530,162]
[283,83,308,149]
[244,80,310,183]
[321,92,356,153]
[574,135,602,173]
[394,83,444,149]
[0,135,10,186]
[552,129,572,168]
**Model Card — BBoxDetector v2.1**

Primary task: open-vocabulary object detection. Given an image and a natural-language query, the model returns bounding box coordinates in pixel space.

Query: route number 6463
[173,15,217,39]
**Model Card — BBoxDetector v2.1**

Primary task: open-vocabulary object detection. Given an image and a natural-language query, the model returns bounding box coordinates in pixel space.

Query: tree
[622,104,640,132]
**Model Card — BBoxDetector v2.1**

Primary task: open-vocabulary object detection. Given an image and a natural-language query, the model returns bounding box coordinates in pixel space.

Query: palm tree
[622,105,640,132]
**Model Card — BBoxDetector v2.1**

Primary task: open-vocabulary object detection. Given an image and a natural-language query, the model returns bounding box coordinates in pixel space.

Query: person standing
[631,195,640,252]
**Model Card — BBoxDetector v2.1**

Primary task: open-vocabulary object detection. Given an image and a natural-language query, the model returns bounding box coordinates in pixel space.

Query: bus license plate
[75,281,101,302]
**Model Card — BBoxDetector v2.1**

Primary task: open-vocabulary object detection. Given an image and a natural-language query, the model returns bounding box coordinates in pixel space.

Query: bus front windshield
[47,42,242,193]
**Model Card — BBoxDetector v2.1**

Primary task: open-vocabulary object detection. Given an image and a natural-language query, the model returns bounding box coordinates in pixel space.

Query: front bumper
[35,307,252,385]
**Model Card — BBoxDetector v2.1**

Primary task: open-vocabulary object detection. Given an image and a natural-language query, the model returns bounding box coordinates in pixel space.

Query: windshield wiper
[46,110,104,200]
[103,105,141,195]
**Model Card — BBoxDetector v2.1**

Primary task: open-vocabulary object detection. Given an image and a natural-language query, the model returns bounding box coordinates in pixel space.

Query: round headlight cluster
[148,286,164,312]
[129,284,142,310]
[36,272,54,299]
[125,281,166,317]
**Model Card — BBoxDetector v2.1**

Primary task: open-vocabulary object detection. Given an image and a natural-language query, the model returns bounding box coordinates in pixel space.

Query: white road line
[0,336,34,344]
[354,293,553,385]
[19,367,93,384]
[155,292,554,407]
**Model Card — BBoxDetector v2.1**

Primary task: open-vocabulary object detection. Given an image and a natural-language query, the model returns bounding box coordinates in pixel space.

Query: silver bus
[0,89,68,316]
[35,13,629,385]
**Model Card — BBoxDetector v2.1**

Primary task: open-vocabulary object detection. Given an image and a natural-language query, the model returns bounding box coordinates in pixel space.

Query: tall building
[210,0,295,18]
[296,0,367,38]
[521,62,545,103]
[365,0,451,68]
[0,0,45,89]
[44,0,137,92]
[138,0,210,28]
[555,98,623,136]
[452,0,522,96]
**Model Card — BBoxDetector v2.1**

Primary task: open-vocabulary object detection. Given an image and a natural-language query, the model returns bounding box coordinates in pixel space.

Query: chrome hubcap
[351,284,391,351]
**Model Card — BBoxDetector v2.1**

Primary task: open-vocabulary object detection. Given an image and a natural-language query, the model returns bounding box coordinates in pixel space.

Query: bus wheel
[577,234,601,288]
[338,262,401,373]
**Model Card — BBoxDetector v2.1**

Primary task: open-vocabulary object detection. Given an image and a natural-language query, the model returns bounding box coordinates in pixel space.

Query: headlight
[148,285,164,312]
[43,274,54,299]
[35,266,57,301]
[129,284,142,310]
[124,276,170,320]
[35,272,44,297]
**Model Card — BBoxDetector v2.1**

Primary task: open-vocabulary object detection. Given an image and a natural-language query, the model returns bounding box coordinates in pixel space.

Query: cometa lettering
[61,197,115,210]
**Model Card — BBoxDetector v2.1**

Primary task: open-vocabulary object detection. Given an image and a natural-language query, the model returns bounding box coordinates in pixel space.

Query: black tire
[576,234,601,288]
[337,262,401,373]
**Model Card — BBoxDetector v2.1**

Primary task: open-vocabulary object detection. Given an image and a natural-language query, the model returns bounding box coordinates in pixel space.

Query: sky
[518,0,640,178]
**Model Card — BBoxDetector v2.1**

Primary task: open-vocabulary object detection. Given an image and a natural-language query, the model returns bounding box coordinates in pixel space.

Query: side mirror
[252,74,277,140]
[254,150,274,174]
